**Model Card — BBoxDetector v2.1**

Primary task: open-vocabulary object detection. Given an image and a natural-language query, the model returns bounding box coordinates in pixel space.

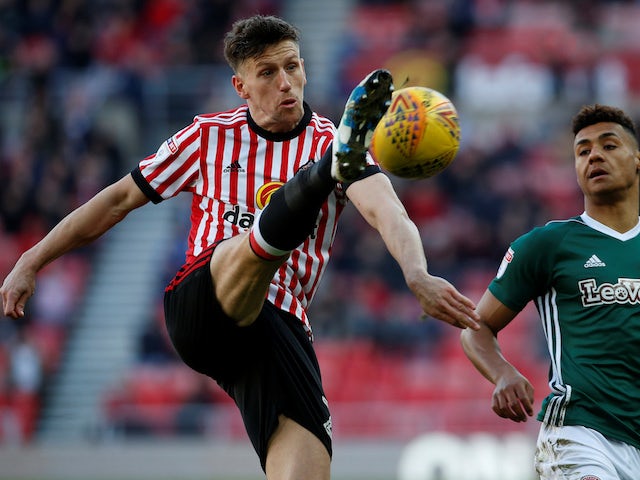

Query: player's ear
[232,75,249,99]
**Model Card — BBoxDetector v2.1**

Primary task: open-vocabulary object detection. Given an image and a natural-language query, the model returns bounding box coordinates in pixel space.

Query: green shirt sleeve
[488,225,557,312]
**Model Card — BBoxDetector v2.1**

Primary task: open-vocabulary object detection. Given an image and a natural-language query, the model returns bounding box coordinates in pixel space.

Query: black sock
[250,149,334,257]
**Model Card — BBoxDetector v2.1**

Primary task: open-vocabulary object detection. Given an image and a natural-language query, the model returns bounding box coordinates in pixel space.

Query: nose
[278,70,291,90]
[588,146,604,162]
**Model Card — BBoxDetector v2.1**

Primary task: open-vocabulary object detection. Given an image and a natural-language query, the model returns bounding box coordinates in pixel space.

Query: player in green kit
[461,104,640,479]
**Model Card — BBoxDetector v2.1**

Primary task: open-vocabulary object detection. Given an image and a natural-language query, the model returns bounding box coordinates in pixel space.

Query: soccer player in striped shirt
[1,15,480,479]
[461,104,640,479]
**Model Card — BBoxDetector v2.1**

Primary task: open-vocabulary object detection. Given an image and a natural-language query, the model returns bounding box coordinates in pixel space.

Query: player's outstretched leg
[331,69,394,182]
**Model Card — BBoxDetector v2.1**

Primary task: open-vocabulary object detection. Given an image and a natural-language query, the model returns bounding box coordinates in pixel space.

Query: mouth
[280,98,298,108]
[588,168,607,179]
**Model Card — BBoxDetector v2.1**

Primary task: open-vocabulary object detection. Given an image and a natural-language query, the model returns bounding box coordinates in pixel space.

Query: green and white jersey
[489,213,640,450]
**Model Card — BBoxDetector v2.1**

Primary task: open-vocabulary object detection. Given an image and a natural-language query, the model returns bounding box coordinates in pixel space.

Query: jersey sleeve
[489,226,555,312]
[134,120,202,202]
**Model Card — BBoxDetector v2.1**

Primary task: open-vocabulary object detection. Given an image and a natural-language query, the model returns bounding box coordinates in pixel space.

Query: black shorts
[164,244,332,470]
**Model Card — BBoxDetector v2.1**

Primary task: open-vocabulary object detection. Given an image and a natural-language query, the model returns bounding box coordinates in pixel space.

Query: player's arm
[346,172,479,330]
[1,174,149,319]
[460,289,534,422]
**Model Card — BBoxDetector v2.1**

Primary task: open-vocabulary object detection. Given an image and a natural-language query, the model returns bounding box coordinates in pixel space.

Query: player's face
[574,122,640,201]
[232,40,307,133]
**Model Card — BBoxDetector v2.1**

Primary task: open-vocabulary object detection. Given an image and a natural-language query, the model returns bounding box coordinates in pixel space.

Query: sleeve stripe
[130,167,164,204]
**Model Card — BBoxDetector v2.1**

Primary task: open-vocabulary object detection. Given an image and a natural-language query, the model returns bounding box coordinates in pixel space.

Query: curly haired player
[461,104,640,480]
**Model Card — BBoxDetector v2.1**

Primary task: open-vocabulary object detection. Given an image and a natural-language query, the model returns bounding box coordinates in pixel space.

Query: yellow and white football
[370,86,460,179]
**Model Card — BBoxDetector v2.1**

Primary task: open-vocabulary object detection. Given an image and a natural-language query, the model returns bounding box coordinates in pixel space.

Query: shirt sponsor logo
[222,182,284,229]
[579,277,640,306]
[222,206,254,229]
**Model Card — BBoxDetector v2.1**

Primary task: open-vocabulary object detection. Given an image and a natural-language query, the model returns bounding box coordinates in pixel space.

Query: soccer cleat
[331,69,394,182]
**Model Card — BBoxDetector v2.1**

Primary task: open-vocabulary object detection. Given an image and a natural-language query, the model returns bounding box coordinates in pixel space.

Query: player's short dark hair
[572,104,638,144]
[223,15,300,72]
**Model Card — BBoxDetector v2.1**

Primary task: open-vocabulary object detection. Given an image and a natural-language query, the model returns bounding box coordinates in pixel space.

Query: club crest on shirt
[256,181,284,209]
[496,247,514,279]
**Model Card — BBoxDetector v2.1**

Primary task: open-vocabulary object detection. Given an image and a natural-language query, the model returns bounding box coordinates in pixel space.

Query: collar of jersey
[247,102,313,142]
[580,212,640,241]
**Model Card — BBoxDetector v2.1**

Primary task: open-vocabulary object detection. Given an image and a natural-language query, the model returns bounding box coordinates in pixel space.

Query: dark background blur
[0,0,637,478]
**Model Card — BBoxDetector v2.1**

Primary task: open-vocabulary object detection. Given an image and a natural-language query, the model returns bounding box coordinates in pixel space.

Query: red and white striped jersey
[134,103,346,335]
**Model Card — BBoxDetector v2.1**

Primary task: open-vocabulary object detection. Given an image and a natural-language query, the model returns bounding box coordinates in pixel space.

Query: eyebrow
[575,131,619,147]
[253,53,299,69]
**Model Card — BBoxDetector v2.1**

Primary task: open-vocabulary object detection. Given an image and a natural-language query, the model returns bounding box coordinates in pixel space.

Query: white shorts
[534,424,640,480]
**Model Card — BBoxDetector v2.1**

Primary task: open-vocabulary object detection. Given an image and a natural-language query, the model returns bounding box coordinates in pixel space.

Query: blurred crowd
[0,0,281,443]
[1,0,639,442]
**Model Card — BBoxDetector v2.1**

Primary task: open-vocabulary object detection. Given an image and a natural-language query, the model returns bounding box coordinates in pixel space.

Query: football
[370,86,460,179]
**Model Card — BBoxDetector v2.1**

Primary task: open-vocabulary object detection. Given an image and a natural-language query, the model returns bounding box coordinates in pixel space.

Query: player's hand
[417,274,480,330]
[491,371,534,422]
[1,263,36,319]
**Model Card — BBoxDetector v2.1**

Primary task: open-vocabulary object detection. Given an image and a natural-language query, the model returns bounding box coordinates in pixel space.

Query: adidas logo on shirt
[224,160,245,173]
[584,254,606,268]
